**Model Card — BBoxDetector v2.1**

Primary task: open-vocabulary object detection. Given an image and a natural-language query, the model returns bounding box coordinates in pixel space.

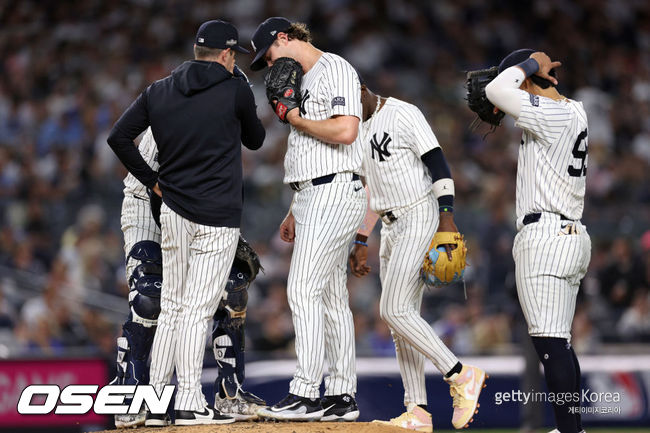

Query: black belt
[290,173,360,192]
[381,211,397,223]
[523,212,571,225]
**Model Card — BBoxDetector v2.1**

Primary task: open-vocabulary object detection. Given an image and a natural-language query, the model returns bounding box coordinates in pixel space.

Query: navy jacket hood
[172,60,232,96]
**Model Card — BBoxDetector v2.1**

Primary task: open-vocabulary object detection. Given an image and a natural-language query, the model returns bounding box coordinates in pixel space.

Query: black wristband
[517,58,539,77]
[437,194,453,210]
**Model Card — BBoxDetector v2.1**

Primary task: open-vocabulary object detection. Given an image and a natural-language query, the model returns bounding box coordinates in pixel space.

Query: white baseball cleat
[114,409,146,428]
[214,391,265,421]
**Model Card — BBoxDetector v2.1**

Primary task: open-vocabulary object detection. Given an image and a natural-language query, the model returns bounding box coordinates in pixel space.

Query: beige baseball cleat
[372,406,433,432]
[444,364,487,429]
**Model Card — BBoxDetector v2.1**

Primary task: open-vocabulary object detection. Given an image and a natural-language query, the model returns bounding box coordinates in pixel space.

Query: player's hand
[279,211,295,242]
[152,182,162,197]
[349,244,371,277]
[530,52,561,86]
[285,108,301,126]
[437,212,458,261]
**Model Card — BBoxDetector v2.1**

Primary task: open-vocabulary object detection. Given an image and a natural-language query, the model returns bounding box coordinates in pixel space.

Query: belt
[379,194,432,224]
[523,212,571,225]
[290,173,360,192]
[380,211,397,224]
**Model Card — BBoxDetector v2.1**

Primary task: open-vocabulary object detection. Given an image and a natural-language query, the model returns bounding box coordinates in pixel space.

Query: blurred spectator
[617,289,650,341]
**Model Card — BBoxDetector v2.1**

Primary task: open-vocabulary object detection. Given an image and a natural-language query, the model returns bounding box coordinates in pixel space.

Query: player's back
[515,92,588,222]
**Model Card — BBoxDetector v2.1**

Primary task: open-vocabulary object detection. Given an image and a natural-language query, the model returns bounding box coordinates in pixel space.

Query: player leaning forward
[250,17,366,421]
[480,50,591,433]
[349,81,487,430]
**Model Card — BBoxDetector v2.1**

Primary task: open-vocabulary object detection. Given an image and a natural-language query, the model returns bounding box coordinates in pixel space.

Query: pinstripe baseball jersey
[121,128,160,257]
[360,97,440,213]
[284,52,362,183]
[515,91,588,221]
[123,128,159,199]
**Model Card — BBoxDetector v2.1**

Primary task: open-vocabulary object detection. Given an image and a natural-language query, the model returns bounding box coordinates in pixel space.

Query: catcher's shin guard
[212,308,246,398]
[213,263,250,398]
[112,319,156,387]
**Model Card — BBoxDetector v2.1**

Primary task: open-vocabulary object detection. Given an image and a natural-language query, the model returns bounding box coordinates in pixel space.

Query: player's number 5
[567,129,588,177]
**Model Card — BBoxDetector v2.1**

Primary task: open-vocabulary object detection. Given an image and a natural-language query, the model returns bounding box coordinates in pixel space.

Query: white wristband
[432,178,454,199]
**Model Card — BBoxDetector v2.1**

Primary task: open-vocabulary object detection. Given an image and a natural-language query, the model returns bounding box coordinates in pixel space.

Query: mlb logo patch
[332,96,345,108]
[529,94,539,107]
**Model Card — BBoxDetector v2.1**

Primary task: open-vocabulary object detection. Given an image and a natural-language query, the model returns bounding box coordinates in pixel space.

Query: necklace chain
[363,95,382,136]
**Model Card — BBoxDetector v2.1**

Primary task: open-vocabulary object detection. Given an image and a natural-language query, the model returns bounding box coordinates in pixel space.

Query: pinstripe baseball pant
[121,195,161,276]
[149,202,239,411]
[288,177,366,399]
[513,213,591,340]
[379,197,459,406]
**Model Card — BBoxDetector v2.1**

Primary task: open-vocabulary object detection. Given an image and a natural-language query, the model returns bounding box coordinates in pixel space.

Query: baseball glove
[234,235,263,282]
[264,57,303,123]
[421,232,467,287]
[466,66,505,127]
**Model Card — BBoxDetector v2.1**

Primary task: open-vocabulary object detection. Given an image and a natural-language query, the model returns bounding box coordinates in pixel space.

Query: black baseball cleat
[174,406,235,425]
[321,393,360,421]
[257,393,325,421]
[144,411,171,427]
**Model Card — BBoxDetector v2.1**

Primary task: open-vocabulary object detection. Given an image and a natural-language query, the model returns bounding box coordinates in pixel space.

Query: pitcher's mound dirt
[100,422,412,433]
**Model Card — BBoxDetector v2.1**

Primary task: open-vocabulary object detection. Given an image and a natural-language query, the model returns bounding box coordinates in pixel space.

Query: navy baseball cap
[250,17,292,71]
[498,48,535,73]
[499,48,556,87]
[195,20,249,54]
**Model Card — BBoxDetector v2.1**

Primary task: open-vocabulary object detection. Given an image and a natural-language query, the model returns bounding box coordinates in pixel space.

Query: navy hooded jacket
[108,60,265,227]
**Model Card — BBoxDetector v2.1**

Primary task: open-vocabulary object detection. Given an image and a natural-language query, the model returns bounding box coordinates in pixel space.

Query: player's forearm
[356,185,379,241]
[289,113,359,145]
[421,148,454,213]
[485,66,526,118]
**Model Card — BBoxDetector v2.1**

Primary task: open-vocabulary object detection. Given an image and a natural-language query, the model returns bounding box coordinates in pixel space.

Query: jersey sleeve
[138,128,160,172]
[515,92,571,145]
[324,59,362,120]
[399,103,440,156]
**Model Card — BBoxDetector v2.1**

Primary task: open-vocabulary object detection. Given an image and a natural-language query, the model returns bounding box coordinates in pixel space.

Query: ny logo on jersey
[370,132,392,162]
[299,90,310,115]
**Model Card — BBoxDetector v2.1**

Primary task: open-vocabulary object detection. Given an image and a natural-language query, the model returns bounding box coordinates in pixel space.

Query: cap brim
[232,45,249,54]
[250,46,270,71]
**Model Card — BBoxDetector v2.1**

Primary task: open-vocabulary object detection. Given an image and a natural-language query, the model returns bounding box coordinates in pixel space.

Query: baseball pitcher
[249,17,366,422]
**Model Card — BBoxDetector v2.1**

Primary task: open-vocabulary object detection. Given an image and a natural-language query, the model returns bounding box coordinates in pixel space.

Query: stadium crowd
[0,0,649,362]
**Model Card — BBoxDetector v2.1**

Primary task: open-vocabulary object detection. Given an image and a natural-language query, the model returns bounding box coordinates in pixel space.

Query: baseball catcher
[212,236,266,419]
[264,57,303,123]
